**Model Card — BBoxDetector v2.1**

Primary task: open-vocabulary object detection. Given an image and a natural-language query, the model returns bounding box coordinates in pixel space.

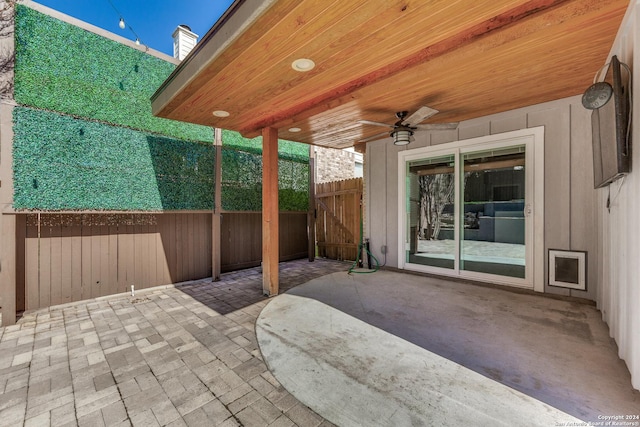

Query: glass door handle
[524,204,532,216]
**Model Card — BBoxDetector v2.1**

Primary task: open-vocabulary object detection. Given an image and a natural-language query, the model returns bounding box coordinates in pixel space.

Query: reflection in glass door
[401,130,540,288]
[406,154,456,269]
[461,146,526,278]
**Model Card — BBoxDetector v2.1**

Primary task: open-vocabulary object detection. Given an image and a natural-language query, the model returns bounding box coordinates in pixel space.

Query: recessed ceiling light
[288,127,302,132]
[212,110,230,117]
[291,58,315,72]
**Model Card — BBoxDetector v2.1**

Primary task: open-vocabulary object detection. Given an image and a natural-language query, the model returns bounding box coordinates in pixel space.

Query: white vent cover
[549,250,587,290]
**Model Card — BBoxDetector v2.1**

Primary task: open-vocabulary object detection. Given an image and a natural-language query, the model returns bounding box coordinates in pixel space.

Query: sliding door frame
[397,127,545,292]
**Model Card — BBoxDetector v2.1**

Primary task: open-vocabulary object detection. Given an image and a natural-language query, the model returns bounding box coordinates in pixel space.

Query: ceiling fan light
[392,129,413,146]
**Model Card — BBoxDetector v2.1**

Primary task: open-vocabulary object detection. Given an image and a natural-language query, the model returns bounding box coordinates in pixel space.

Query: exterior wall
[596,0,640,390]
[315,146,356,183]
[0,0,16,324]
[365,94,597,300]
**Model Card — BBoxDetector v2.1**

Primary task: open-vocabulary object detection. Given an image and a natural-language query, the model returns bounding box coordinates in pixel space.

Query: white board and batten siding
[366,95,597,298]
[596,0,640,390]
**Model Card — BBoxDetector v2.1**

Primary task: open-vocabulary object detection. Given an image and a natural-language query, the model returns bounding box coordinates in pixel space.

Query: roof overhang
[152,0,630,149]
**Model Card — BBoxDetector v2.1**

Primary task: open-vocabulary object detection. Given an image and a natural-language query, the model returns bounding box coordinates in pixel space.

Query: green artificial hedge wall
[14,5,213,143]
[12,108,309,211]
[12,5,310,212]
[221,148,309,211]
[221,130,310,211]
[277,157,310,211]
[13,107,214,211]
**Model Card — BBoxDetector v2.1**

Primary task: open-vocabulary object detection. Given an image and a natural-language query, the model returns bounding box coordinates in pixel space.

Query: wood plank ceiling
[151,0,629,149]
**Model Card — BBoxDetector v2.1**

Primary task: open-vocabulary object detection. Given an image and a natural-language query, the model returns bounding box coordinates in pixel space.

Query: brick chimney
[172,25,198,60]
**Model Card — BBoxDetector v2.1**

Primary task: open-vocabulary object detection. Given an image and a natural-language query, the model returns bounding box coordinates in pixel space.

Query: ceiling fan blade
[358,131,390,143]
[415,122,459,131]
[358,120,394,128]
[403,106,439,126]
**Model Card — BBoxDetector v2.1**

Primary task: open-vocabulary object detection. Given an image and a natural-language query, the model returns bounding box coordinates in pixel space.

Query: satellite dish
[582,81,613,110]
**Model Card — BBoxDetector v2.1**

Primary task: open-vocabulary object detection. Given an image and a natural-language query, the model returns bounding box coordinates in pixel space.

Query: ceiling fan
[358,106,458,145]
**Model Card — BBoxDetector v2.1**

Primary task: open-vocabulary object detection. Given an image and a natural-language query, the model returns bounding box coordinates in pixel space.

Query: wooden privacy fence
[20,213,212,311]
[220,211,309,272]
[315,178,363,261]
[16,211,309,311]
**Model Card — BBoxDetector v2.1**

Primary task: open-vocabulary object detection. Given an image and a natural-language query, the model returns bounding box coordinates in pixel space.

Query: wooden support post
[0,101,16,325]
[308,146,316,262]
[212,128,222,281]
[262,127,279,296]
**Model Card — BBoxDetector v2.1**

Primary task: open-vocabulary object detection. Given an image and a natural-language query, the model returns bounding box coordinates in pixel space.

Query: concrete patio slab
[256,271,640,426]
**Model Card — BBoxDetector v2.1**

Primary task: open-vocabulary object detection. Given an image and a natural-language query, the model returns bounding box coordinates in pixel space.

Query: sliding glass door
[400,129,542,289]
[406,154,456,269]
[460,145,526,278]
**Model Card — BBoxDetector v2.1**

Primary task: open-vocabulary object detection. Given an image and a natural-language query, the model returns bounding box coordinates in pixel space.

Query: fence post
[308,146,316,262]
[212,128,222,281]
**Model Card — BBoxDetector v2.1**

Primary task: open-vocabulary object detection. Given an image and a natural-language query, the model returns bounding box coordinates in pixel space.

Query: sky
[33,0,235,56]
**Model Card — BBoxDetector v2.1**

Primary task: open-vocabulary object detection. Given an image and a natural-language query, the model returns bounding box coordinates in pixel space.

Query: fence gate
[315,178,363,261]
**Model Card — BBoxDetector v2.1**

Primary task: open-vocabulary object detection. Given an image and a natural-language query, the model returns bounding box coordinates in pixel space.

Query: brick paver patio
[0,258,350,427]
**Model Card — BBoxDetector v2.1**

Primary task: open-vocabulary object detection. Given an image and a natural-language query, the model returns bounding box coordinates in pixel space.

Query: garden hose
[348,212,380,274]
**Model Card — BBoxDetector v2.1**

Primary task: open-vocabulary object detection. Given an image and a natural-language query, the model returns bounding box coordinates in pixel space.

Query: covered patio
[151,0,630,297]
[148,0,640,420]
